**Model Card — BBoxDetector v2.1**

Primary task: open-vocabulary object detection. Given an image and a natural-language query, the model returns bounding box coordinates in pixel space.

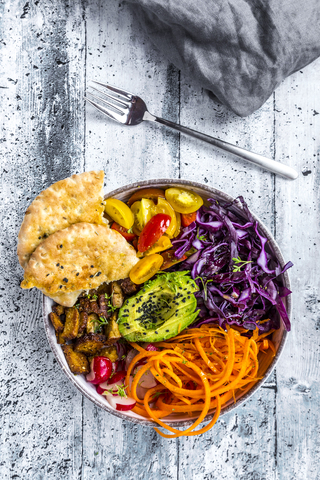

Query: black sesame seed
[59,285,62,289]
[46,274,50,277]
[76,273,79,276]
[90,275,94,278]
[166,330,169,332]
[56,263,60,267]
[63,278,68,283]
[96,272,101,276]
[60,266,64,269]
[91,265,94,268]
[60,245,63,248]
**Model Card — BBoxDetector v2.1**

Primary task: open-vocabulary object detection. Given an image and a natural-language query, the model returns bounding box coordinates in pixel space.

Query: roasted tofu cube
[86,313,100,334]
[104,312,121,343]
[97,345,118,363]
[49,312,64,333]
[77,311,88,337]
[59,307,80,343]
[52,304,65,316]
[61,345,90,375]
[74,333,107,355]
[111,281,124,308]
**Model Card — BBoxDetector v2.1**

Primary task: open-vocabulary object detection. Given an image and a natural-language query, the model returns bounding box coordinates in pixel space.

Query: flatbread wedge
[17,170,106,268]
[20,223,139,307]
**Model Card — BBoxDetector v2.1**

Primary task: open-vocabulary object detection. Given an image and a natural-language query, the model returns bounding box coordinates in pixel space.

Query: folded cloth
[126,0,320,116]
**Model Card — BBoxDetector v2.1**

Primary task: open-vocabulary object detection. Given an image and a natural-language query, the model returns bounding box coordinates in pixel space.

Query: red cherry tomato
[181,211,197,227]
[86,356,113,385]
[137,213,171,253]
[111,222,136,242]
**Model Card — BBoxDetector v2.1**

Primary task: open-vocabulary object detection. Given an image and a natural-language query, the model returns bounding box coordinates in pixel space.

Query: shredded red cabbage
[171,196,292,333]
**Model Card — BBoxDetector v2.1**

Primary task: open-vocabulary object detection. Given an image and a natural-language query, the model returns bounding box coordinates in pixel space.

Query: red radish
[142,343,159,352]
[134,365,157,389]
[106,395,136,411]
[99,371,127,395]
[125,348,139,371]
[86,356,113,385]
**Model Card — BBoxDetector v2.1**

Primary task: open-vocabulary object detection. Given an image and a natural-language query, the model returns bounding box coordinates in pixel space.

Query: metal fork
[85,82,298,180]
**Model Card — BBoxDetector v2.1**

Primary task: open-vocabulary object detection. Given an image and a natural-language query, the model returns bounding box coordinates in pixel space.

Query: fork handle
[148,115,298,180]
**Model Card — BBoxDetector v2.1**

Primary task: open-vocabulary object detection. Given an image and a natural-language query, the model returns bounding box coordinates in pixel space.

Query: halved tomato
[173,212,181,238]
[165,188,203,214]
[137,214,171,253]
[137,235,172,258]
[111,222,136,242]
[105,198,134,229]
[181,211,197,227]
[153,197,177,238]
[127,188,165,206]
[129,254,164,284]
[130,199,154,233]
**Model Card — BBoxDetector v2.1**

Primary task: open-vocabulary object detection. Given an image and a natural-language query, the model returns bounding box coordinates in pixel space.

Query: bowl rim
[43,178,291,428]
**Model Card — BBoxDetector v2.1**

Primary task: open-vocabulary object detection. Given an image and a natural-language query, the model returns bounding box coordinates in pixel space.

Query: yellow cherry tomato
[131,198,155,232]
[105,198,134,229]
[154,197,177,238]
[137,235,172,258]
[129,254,164,284]
[173,212,181,238]
[165,187,203,214]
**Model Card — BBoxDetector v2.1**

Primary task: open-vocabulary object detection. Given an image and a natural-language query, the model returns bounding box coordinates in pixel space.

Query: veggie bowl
[43,178,291,431]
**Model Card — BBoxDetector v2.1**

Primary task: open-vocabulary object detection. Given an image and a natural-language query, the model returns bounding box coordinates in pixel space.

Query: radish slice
[125,349,139,370]
[142,343,159,352]
[100,371,126,394]
[134,365,157,388]
[136,385,149,400]
[106,395,136,411]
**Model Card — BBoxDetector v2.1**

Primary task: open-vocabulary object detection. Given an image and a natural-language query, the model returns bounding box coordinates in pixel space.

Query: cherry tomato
[173,212,181,238]
[111,222,136,242]
[153,197,177,238]
[137,214,171,253]
[181,211,197,227]
[137,235,172,258]
[127,188,165,206]
[129,254,164,284]
[160,249,187,270]
[130,199,154,232]
[105,198,134,229]
[165,187,203,214]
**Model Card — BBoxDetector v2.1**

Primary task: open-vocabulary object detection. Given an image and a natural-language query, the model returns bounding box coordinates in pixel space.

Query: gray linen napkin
[127,0,320,116]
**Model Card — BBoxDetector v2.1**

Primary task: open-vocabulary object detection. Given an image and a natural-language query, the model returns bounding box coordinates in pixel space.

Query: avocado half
[118,271,199,342]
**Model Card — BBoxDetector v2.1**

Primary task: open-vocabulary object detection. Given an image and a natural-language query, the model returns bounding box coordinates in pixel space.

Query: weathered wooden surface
[0,0,319,479]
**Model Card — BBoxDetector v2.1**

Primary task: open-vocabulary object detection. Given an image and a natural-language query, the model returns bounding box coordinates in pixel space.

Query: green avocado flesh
[118,271,199,342]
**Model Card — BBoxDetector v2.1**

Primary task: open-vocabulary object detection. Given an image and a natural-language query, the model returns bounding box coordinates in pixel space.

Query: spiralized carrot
[126,324,275,438]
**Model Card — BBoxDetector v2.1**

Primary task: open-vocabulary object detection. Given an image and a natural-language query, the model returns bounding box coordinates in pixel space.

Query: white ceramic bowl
[43,179,291,427]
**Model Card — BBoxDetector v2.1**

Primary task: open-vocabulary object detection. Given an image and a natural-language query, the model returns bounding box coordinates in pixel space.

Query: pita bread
[17,171,106,268]
[20,223,139,307]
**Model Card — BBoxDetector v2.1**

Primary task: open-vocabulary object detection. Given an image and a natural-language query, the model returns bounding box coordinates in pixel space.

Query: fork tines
[85,82,133,122]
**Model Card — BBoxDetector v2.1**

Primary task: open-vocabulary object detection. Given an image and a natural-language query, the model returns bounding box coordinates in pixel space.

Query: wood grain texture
[0,0,319,478]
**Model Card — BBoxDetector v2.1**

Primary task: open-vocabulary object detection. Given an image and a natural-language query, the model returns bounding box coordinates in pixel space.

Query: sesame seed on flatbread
[17,171,106,268]
[20,222,139,307]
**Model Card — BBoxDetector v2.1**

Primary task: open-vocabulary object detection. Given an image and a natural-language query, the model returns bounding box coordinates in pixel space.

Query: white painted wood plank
[177,70,278,478]
[82,1,179,478]
[274,59,320,480]
[0,1,85,478]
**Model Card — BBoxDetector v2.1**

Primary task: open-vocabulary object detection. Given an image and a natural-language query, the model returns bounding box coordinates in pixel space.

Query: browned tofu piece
[104,312,121,343]
[78,311,88,336]
[52,304,65,316]
[119,277,139,296]
[111,281,124,308]
[49,312,64,333]
[61,344,90,375]
[86,313,100,334]
[74,333,107,355]
[97,345,118,363]
[59,307,80,343]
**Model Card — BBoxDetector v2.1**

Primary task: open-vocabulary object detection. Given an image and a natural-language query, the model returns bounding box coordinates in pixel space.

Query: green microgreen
[232,256,252,272]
